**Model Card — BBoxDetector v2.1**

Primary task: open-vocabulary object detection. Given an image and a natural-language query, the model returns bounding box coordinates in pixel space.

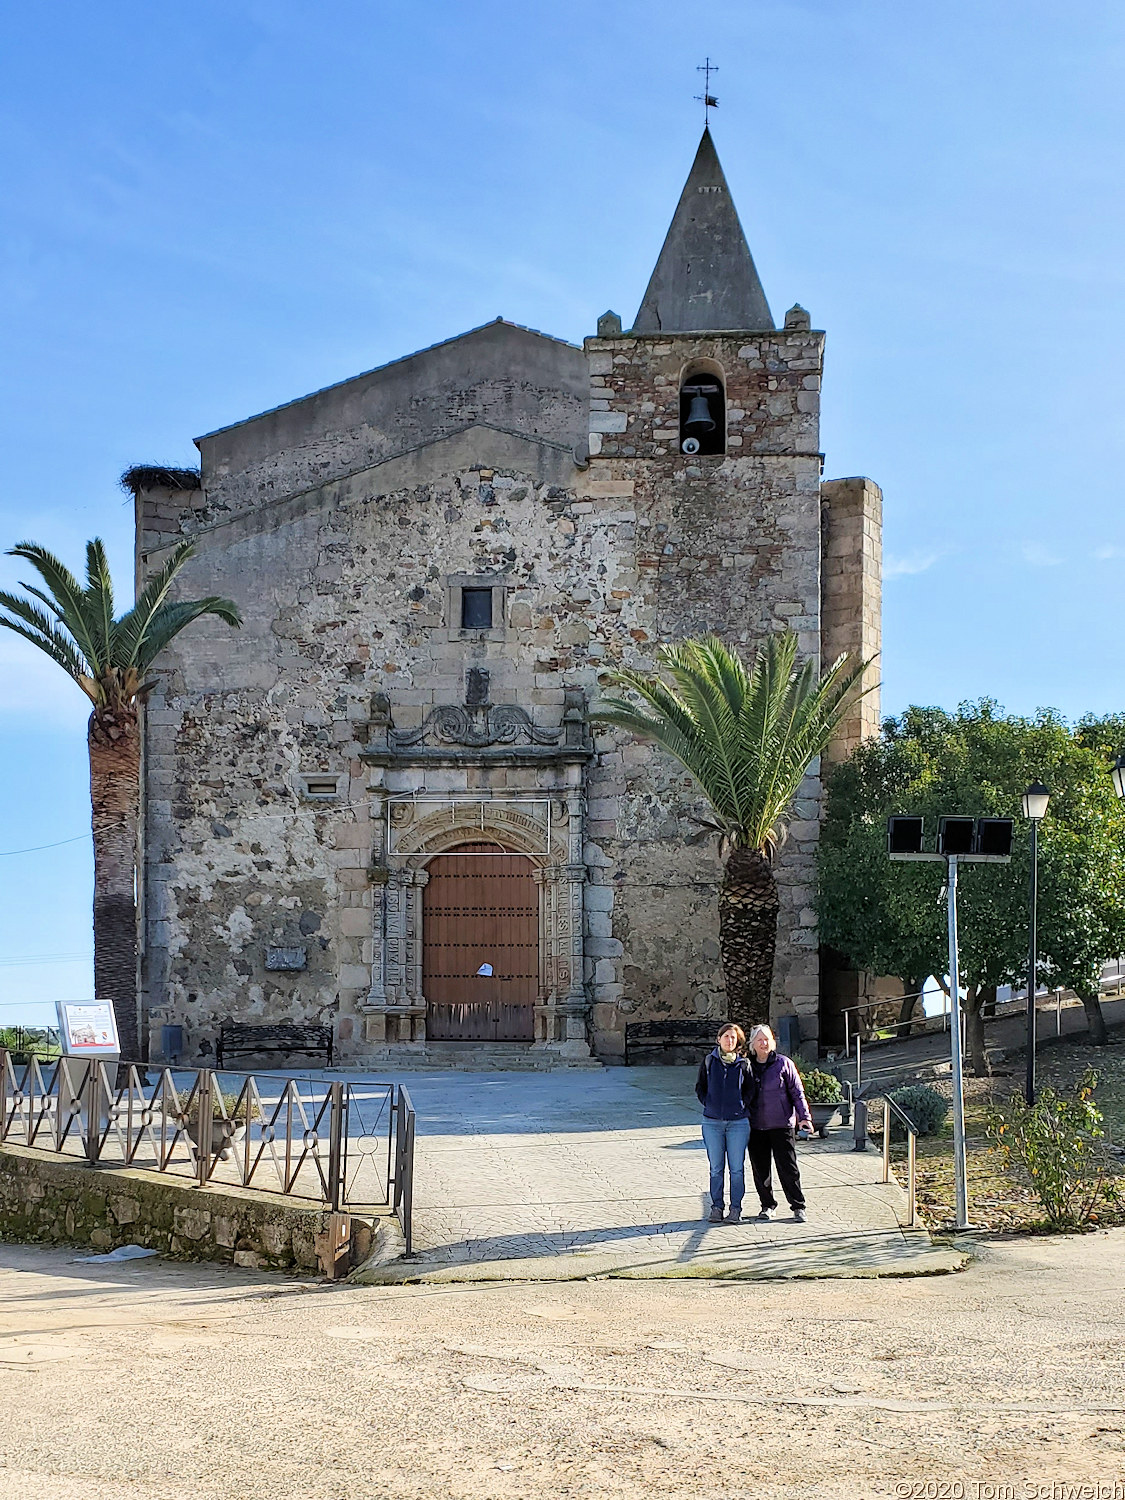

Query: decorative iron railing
[0,1052,415,1250]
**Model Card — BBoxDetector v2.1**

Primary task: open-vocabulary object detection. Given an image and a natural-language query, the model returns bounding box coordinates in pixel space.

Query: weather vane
[695,58,719,121]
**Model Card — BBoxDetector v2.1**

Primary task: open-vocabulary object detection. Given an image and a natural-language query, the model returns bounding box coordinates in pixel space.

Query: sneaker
[793,1208,807,1223]
[726,1209,742,1224]
[708,1205,725,1223]
[757,1206,776,1221]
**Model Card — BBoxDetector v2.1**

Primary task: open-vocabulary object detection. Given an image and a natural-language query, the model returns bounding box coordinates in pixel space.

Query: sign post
[56,1002,120,1164]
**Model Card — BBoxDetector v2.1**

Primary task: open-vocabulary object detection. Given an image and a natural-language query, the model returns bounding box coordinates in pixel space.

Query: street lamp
[1020,781,1050,1106]
[1112,755,1125,801]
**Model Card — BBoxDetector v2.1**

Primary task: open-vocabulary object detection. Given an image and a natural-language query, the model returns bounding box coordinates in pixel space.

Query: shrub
[799,1068,843,1104]
[987,1069,1120,1229]
[887,1084,949,1137]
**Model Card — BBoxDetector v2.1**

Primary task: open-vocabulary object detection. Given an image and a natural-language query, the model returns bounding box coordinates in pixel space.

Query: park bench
[215,1022,334,1070]
[624,1018,718,1066]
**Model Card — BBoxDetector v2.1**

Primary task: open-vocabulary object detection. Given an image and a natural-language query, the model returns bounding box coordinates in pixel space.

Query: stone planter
[807,1102,841,1139]
[185,1118,248,1163]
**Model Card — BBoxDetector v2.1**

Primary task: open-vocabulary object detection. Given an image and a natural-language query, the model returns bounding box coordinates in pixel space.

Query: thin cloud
[1095,545,1125,561]
[885,550,940,579]
[1021,542,1063,567]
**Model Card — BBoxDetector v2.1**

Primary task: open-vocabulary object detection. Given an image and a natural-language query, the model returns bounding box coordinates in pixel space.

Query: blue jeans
[701,1116,750,1212]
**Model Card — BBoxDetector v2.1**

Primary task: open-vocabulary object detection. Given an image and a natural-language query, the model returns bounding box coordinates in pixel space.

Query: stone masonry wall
[581,325,826,1040]
[136,315,852,1059]
[820,476,883,763]
[0,1143,373,1272]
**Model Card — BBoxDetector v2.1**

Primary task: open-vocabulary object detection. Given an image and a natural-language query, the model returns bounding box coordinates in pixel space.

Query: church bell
[683,391,716,435]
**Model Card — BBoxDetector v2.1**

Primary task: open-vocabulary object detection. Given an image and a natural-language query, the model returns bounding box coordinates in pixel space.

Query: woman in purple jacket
[747,1024,814,1223]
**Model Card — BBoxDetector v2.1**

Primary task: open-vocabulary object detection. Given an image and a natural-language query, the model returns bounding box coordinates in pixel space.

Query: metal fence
[0,1052,415,1253]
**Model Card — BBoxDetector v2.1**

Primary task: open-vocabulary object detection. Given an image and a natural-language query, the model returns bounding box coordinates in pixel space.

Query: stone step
[340,1044,602,1072]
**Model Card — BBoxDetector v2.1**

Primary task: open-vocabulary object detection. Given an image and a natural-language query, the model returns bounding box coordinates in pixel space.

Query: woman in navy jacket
[694,1023,754,1223]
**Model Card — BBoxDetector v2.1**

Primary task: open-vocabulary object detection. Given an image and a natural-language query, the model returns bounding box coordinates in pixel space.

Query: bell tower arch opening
[678,360,726,455]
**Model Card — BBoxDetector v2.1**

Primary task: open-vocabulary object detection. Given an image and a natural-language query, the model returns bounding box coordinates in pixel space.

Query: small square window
[461,588,493,630]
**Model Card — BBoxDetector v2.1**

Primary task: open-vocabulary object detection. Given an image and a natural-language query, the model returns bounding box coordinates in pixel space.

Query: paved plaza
[355,1065,964,1281]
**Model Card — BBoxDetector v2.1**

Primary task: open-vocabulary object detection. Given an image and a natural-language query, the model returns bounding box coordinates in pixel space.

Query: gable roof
[194,317,581,445]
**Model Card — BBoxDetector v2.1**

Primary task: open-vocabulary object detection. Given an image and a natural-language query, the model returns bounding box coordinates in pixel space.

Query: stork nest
[120,464,202,496]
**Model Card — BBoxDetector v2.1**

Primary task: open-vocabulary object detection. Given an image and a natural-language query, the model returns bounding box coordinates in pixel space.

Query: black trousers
[748,1127,806,1211]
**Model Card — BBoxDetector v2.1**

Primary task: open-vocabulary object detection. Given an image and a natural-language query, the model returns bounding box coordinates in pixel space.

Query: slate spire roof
[632,126,774,334]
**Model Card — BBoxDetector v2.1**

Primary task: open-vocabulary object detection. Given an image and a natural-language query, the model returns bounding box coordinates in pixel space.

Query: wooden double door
[422,843,538,1041]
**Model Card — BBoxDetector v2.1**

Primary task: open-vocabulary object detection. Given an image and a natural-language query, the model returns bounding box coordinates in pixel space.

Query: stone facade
[132,132,882,1066]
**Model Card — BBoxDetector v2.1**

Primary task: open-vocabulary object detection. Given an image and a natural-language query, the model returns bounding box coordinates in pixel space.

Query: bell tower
[581,126,881,1046]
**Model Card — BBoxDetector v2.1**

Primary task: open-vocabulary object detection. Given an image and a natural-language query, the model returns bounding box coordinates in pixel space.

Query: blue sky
[1,0,1123,1021]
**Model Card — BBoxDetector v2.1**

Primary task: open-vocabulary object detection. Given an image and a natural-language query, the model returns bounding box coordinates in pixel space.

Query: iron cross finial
[695,58,719,121]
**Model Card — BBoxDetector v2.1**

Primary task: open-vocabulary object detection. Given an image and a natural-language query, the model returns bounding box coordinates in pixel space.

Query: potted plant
[181,1089,257,1162]
[798,1068,844,1137]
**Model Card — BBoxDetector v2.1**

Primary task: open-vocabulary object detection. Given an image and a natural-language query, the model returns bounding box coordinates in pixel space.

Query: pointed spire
[632,127,774,334]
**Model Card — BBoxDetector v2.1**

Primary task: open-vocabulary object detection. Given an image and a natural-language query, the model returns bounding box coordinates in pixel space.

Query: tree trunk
[718,846,779,1028]
[964,985,992,1076]
[1077,987,1108,1046]
[898,978,926,1037]
[89,705,141,1063]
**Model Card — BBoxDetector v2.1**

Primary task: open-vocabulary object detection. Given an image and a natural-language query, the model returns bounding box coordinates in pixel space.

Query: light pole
[887,813,1012,1231]
[1020,781,1050,1106]
[1112,754,1125,802]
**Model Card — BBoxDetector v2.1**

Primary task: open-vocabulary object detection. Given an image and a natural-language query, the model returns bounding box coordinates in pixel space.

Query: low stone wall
[0,1143,376,1273]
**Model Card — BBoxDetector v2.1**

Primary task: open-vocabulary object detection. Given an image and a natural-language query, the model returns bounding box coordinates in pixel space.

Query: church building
[132,127,882,1065]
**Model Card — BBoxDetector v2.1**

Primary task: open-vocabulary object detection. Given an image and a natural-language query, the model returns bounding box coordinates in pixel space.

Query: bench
[216,1022,334,1070]
[624,1018,718,1066]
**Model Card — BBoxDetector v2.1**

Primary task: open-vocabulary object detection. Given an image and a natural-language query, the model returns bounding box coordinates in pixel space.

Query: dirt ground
[0,1232,1123,1500]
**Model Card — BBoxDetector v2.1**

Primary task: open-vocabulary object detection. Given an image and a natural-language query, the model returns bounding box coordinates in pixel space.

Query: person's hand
[797,1119,814,1138]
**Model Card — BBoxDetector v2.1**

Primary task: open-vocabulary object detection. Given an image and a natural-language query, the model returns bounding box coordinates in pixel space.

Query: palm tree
[0,539,240,1060]
[592,633,871,1028]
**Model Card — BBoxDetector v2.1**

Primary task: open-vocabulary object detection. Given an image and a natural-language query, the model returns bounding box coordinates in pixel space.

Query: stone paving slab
[349,1065,966,1282]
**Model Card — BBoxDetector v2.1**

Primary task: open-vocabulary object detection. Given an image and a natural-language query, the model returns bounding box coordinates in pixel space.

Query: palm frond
[7,542,103,670]
[0,592,91,687]
[112,539,197,667]
[593,633,875,854]
[136,597,242,670]
[85,539,116,668]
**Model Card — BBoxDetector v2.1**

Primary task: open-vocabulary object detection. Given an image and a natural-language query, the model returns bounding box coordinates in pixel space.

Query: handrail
[852,1089,919,1228]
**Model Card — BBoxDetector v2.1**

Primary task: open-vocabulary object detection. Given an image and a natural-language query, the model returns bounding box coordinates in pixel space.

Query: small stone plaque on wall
[265,946,307,971]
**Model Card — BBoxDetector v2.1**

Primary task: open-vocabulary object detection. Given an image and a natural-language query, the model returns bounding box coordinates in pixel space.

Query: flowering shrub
[987,1069,1120,1228]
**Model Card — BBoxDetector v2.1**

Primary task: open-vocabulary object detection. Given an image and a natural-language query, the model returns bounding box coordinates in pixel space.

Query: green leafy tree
[819,702,1125,1072]
[592,633,868,1027]
[0,539,240,1060]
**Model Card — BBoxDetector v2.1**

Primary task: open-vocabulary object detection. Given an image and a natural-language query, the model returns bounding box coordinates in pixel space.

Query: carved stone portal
[363,795,589,1056]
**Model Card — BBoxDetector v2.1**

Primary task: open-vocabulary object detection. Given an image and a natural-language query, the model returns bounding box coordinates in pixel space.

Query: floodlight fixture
[975,818,1014,857]
[887,815,924,855]
[938,817,975,856]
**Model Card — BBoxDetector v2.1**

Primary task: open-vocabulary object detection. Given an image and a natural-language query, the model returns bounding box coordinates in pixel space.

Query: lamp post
[1020,781,1050,1106]
[1112,755,1125,802]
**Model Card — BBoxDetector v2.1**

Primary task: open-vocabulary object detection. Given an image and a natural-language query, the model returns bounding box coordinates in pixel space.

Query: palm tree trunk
[718,846,779,1028]
[89,705,141,1062]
